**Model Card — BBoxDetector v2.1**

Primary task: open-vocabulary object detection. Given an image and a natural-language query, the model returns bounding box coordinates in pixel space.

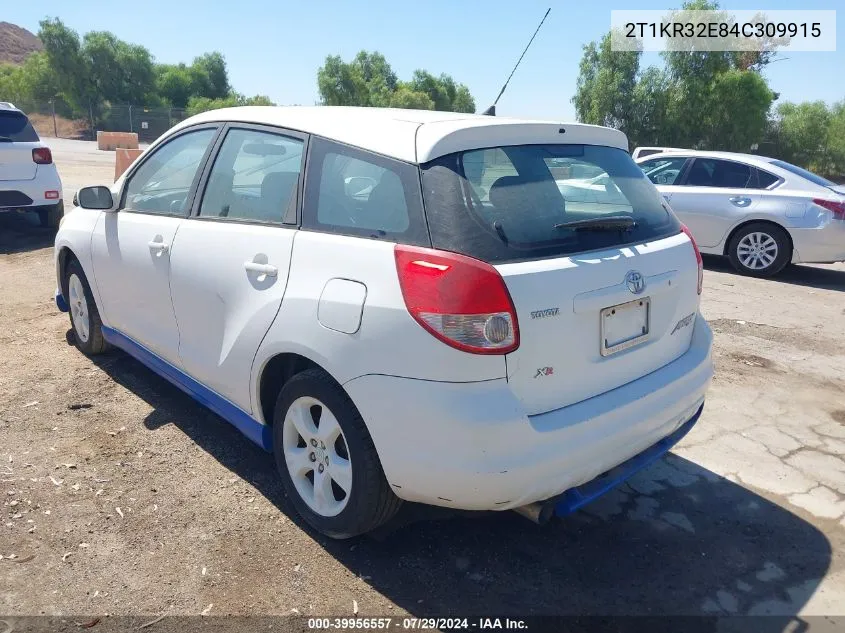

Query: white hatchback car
[54,107,713,538]
[638,150,845,276]
[0,102,64,228]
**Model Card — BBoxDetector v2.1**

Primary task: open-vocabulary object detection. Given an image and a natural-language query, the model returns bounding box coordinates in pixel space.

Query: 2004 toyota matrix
[54,106,713,538]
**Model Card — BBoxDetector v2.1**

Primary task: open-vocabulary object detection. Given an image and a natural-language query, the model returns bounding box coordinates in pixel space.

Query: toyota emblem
[625,270,646,294]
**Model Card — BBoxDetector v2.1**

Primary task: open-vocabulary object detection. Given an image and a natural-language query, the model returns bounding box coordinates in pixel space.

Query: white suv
[0,102,64,228]
[54,107,713,538]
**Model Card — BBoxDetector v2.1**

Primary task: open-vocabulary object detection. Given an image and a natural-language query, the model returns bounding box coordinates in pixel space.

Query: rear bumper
[344,316,713,511]
[0,167,62,210]
[790,222,845,264]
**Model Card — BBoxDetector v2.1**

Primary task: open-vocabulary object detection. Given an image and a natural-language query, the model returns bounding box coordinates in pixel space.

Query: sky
[5,0,843,120]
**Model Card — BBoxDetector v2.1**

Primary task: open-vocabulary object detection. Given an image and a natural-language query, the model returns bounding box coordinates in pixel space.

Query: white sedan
[637,150,845,276]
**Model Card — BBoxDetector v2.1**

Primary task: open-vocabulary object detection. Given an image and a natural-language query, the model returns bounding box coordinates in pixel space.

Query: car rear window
[0,111,39,142]
[769,159,835,188]
[420,144,681,264]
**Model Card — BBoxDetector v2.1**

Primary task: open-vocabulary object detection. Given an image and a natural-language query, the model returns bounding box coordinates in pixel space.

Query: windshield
[0,111,39,142]
[769,159,836,188]
[421,144,680,263]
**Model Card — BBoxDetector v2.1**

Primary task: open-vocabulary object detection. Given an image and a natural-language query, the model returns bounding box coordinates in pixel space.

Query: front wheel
[63,259,107,355]
[38,201,64,229]
[272,369,401,538]
[727,222,791,277]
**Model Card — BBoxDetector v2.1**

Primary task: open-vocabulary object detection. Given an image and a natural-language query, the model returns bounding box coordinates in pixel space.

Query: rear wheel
[272,369,401,538]
[63,259,107,356]
[727,222,791,277]
[37,201,64,229]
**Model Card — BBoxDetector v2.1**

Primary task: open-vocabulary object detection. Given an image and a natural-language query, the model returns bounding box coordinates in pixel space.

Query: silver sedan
[637,150,845,276]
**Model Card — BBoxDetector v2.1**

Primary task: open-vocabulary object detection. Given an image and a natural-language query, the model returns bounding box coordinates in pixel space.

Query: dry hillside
[0,22,42,65]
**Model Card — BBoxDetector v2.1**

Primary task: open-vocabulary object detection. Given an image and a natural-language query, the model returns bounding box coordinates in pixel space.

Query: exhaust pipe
[512,500,557,524]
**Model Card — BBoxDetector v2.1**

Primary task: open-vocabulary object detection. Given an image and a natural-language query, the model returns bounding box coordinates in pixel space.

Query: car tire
[272,368,402,539]
[727,222,791,277]
[38,201,64,229]
[63,258,107,356]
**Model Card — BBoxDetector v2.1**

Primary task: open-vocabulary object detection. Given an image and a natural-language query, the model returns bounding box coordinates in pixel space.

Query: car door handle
[729,196,752,207]
[243,262,278,277]
[148,241,169,253]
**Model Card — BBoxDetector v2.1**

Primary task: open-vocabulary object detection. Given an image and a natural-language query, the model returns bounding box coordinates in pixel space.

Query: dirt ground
[2,139,845,626]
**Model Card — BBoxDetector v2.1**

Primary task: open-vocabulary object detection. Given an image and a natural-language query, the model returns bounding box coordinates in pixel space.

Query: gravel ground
[1,139,844,626]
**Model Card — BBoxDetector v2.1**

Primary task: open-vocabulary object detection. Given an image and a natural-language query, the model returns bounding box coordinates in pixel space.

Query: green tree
[775,101,832,171]
[388,85,434,110]
[155,63,194,108]
[186,92,275,116]
[317,52,475,112]
[38,18,96,112]
[190,52,230,99]
[703,70,773,150]
[83,31,156,104]
[317,54,368,106]
[573,32,640,137]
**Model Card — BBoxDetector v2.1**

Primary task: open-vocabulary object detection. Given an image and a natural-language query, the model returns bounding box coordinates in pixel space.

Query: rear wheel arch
[57,247,79,297]
[723,219,793,259]
[258,352,332,426]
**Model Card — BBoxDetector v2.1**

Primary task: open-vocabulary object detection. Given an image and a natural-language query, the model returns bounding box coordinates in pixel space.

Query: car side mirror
[77,186,114,210]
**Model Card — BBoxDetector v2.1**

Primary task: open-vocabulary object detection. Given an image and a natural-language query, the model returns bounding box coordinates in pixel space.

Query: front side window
[303,137,427,244]
[421,144,680,264]
[639,157,688,185]
[123,128,216,215]
[685,158,752,188]
[199,128,304,223]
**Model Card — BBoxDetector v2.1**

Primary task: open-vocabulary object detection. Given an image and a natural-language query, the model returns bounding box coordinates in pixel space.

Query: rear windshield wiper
[554,216,638,231]
[0,136,14,142]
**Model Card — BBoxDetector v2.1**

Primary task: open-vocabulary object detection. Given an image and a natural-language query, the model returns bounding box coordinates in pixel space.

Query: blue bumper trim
[554,403,704,517]
[55,291,69,313]
[101,326,273,452]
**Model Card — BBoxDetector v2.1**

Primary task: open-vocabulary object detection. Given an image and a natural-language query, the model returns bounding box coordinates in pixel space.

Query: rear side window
[756,169,780,189]
[0,111,39,142]
[421,144,680,264]
[685,158,752,188]
[302,137,428,244]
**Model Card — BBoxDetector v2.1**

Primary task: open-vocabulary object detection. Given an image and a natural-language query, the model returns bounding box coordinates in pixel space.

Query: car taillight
[680,224,703,295]
[813,198,845,219]
[32,147,52,164]
[394,244,519,354]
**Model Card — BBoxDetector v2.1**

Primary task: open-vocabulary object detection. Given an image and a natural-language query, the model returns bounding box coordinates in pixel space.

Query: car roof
[637,149,781,170]
[0,102,22,112]
[174,106,629,164]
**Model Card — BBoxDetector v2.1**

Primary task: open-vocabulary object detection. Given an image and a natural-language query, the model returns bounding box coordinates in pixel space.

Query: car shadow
[0,209,56,254]
[84,340,832,625]
[703,255,845,292]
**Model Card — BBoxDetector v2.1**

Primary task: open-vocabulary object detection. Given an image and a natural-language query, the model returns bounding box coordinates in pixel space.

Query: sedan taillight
[680,225,703,295]
[813,198,845,219]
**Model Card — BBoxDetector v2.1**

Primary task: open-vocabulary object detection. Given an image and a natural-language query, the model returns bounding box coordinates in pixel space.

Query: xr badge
[534,367,554,378]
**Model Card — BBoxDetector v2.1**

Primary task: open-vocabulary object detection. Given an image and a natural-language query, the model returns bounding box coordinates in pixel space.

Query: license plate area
[600,297,650,357]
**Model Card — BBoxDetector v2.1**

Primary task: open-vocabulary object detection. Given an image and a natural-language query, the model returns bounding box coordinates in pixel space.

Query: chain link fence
[19,100,188,143]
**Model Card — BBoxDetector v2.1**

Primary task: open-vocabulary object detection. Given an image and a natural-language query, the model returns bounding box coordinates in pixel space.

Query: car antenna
[482,7,551,116]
